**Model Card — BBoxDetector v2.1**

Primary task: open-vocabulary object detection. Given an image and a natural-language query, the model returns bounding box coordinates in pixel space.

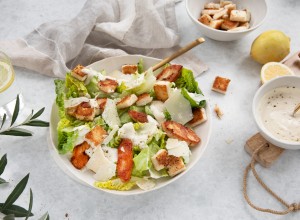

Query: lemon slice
[260,62,294,84]
[0,61,14,93]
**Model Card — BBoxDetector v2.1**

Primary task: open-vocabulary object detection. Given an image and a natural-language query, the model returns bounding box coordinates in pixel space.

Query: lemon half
[0,61,14,93]
[260,62,294,84]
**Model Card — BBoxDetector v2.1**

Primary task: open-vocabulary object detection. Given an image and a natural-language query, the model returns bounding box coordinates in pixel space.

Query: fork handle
[152,37,205,71]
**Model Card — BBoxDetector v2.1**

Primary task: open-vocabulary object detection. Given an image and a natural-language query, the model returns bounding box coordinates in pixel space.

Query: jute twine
[243,143,300,215]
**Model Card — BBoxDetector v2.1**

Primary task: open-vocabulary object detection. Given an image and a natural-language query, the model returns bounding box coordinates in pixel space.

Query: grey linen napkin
[0,0,207,78]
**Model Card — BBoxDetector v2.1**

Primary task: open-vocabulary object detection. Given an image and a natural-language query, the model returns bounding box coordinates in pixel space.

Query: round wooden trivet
[243,133,300,215]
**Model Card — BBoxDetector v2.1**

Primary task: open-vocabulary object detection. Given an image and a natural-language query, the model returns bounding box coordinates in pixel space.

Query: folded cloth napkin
[0,0,207,78]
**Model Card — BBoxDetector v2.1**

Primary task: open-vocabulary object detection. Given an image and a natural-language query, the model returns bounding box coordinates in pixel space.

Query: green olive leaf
[0,154,7,175]
[0,204,33,217]
[31,107,45,120]
[3,214,15,220]
[1,173,30,212]
[0,128,33,136]
[23,120,49,127]
[1,113,6,129]
[0,177,8,184]
[25,189,33,220]
[10,95,20,126]
[39,212,50,220]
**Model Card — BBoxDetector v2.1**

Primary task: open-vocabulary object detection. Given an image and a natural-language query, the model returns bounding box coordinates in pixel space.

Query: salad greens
[65,73,88,98]
[175,68,202,94]
[54,59,206,191]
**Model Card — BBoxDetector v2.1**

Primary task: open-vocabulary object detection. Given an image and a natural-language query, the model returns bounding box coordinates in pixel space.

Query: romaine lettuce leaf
[175,68,202,94]
[54,79,66,118]
[89,116,108,130]
[129,105,145,113]
[132,148,149,177]
[128,69,156,95]
[108,134,121,148]
[181,88,206,108]
[94,178,136,191]
[137,58,144,74]
[144,105,154,117]
[148,142,169,178]
[57,118,79,154]
[86,76,100,98]
[116,81,127,93]
[131,135,167,178]
[163,109,172,120]
[119,111,133,125]
[65,73,89,98]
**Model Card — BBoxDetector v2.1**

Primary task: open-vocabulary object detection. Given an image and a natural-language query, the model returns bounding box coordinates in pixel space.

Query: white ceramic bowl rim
[49,55,213,195]
[252,75,300,147]
[185,0,268,34]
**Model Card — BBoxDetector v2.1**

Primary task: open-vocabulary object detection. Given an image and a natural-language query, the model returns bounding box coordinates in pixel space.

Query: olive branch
[0,95,50,219]
[0,95,49,136]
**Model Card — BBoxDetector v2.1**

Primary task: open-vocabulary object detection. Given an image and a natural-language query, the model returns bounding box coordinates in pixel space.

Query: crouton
[136,93,153,106]
[239,22,250,28]
[230,10,250,22]
[71,65,87,81]
[151,149,168,171]
[128,110,148,123]
[151,149,186,176]
[85,125,107,146]
[67,102,96,121]
[221,19,239,30]
[220,0,232,7]
[188,108,207,127]
[156,64,182,82]
[204,2,220,9]
[213,9,228,20]
[214,104,223,119]
[116,94,138,109]
[212,76,231,94]
[153,81,171,102]
[200,1,251,32]
[224,3,236,14]
[71,141,90,169]
[95,98,107,115]
[209,19,224,29]
[162,121,201,147]
[222,14,229,19]
[201,9,223,16]
[198,14,213,26]
[122,64,138,74]
[98,79,118,94]
[167,156,186,177]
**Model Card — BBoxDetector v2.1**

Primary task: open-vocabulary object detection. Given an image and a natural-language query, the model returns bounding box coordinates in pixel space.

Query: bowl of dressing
[253,76,300,149]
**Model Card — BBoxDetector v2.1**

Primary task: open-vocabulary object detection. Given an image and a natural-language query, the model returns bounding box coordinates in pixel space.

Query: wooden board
[245,133,285,167]
[283,51,300,75]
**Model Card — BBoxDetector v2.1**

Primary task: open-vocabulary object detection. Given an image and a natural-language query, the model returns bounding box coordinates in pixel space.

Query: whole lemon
[250,30,290,64]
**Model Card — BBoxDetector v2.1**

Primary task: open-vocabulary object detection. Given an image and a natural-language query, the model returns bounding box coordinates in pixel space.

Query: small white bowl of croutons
[186,0,267,41]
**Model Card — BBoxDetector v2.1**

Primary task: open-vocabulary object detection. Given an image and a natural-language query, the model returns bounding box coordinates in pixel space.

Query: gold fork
[292,103,300,117]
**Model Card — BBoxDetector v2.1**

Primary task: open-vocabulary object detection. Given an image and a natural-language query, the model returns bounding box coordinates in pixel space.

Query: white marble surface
[1,0,300,219]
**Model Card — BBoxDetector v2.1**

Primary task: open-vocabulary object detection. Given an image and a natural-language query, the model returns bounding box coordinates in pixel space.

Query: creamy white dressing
[258,86,300,142]
[82,68,116,85]
[118,122,158,149]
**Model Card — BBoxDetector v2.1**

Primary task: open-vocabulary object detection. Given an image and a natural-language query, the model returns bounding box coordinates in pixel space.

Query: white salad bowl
[48,55,212,195]
[252,76,300,150]
[186,0,267,41]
